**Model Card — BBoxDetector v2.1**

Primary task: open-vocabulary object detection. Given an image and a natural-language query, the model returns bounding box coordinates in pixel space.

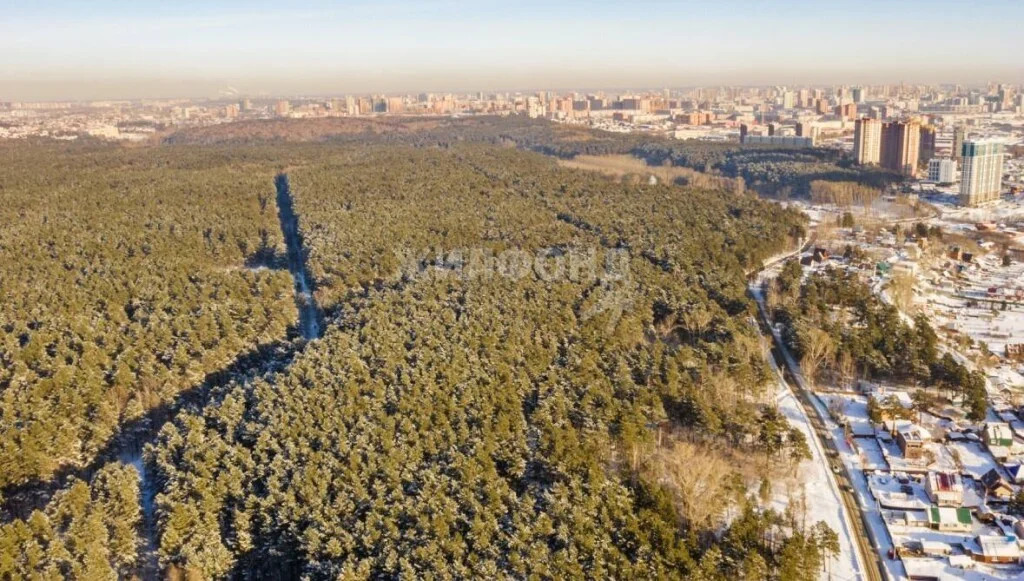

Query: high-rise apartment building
[919,125,936,164]
[853,118,881,165]
[274,100,290,117]
[835,102,858,120]
[951,126,966,160]
[927,158,956,183]
[851,87,865,103]
[796,122,820,145]
[959,140,1004,206]
[386,96,405,113]
[880,119,921,177]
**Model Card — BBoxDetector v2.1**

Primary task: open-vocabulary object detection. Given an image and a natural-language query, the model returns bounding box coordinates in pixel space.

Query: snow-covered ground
[934,197,1024,225]
[770,346,866,581]
[856,438,890,471]
[868,473,931,510]
[752,278,875,581]
[919,252,1024,357]
[760,193,1024,580]
[949,441,1004,481]
[820,393,876,437]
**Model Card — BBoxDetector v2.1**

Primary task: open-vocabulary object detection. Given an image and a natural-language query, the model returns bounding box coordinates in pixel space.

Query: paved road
[750,244,892,581]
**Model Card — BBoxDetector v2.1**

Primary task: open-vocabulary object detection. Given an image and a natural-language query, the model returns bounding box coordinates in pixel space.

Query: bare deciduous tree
[801,328,835,388]
[888,272,916,313]
[837,351,856,391]
[644,440,733,530]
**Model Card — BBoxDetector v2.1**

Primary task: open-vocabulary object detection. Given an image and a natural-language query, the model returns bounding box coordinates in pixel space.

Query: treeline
[165,114,903,199]
[767,265,987,419]
[809,180,882,208]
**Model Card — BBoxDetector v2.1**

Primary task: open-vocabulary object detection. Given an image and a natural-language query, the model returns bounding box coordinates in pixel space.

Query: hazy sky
[3,0,1023,100]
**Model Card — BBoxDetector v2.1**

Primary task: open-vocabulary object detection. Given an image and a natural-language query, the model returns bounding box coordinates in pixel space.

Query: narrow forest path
[275,173,323,340]
[1,174,329,580]
[118,444,159,578]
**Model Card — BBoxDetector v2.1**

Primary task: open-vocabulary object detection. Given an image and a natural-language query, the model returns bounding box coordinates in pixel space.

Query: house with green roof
[927,506,972,532]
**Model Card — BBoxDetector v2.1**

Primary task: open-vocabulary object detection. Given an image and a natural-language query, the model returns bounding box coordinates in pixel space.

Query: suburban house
[981,468,1015,501]
[925,471,964,507]
[927,506,972,532]
[897,424,926,460]
[920,541,953,557]
[985,423,1014,446]
[984,422,1014,460]
[1006,464,1024,484]
[970,535,1022,564]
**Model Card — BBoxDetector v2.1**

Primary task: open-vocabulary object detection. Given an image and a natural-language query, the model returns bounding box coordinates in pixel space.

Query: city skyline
[4,0,1024,101]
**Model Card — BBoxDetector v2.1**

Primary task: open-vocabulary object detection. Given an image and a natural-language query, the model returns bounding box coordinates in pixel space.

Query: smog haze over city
[3,0,1024,100]
[3,2,1024,581]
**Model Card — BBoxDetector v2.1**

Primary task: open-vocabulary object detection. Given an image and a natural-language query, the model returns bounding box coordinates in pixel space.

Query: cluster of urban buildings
[2,83,1022,207]
[852,117,1006,206]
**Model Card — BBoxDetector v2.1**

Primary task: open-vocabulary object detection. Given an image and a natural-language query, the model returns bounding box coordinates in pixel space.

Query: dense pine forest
[0,120,851,579]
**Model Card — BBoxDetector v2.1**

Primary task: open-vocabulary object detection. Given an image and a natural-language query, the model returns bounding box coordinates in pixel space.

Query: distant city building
[880,119,921,177]
[526,97,546,119]
[798,88,811,107]
[619,97,651,112]
[919,124,936,164]
[853,118,882,165]
[951,126,966,160]
[851,86,865,103]
[927,158,956,183]
[835,102,857,120]
[274,100,291,117]
[742,135,813,147]
[960,140,1005,206]
[795,122,820,145]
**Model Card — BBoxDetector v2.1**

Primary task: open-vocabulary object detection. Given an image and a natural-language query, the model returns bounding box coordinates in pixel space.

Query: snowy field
[949,441,1005,481]
[936,197,1024,225]
[819,393,876,437]
[856,438,890,471]
[920,252,1024,356]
